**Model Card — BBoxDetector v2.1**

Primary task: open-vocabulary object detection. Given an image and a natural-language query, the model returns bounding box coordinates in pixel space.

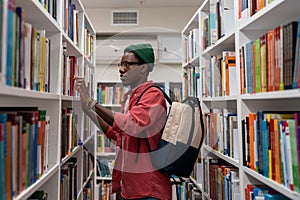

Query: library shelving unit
[0,0,96,199]
[182,0,300,200]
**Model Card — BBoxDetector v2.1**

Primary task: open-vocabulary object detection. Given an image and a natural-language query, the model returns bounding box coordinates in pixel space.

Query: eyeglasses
[117,61,142,68]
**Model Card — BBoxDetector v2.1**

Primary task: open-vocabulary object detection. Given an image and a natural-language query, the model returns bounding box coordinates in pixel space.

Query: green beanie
[124,43,155,72]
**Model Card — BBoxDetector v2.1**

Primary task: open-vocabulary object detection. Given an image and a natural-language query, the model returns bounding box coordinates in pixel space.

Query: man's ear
[140,64,149,74]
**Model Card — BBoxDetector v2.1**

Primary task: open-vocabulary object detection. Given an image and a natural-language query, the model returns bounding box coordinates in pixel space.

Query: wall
[87,6,192,86]
[85,7,198,34]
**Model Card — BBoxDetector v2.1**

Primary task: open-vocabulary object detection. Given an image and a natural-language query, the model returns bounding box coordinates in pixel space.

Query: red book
[268,118,276,181]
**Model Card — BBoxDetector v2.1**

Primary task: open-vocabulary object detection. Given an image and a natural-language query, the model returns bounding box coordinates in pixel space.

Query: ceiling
[81,0,204,8]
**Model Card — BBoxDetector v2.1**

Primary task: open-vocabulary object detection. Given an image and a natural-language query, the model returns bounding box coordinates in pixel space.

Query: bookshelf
[0,0,96,199]
[182,0,300,199]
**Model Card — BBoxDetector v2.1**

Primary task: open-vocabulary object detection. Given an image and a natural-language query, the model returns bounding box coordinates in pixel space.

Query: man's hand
[75,77,96,111]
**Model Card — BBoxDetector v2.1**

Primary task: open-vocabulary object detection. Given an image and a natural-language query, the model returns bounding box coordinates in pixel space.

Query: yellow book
[274,119,282,184]
[39,36,46,92]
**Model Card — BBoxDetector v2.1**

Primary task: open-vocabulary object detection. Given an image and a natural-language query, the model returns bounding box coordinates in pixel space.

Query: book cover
[294,113,300,186]
[245,42,253,94]
[292,17,300,89]
[260,34,267,92]
[240,46,246,94]
[255,38,261,93]
[282,120,294,190]
[5,114,12,200]
[248,113,256,170]
[251,41,256,93]
[279,120,288,188]
[0,113,7,200]
[6,0,15,86]
[262,119,268,177]
[288,119,299,192]
[274,26,281,91]
[273,119,282,184]
[264,193,290,200]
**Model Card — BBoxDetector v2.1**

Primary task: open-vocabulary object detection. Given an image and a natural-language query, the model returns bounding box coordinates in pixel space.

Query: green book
[255,38,261,93]
[288,119,299,192]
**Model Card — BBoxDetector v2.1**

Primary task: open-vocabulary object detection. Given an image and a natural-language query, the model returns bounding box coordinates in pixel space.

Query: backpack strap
[134,84,172,162]
[134,84,172,106]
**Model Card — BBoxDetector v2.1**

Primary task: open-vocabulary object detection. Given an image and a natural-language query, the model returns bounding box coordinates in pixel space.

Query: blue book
[245,42,253,94]
[6,0,15,86]
[0,0,3,78]
[253,187,276,198]
[262,119,269,177]
[68,0,74,40]
[0,113,8,200]
[292,17,300,89]
[264,193,290,200]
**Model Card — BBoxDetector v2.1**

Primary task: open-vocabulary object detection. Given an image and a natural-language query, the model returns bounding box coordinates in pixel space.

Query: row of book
[203,157,240,200]
[202,51,237,97]
[0,107,50,200]
[3,2,51,92]
[84,24,94,62]
[183,28,200,64]
[96,83,128,105]
[202,0,235,49]
[242,111,300,193]
[38,0,57,22]
[169,84,183,102]
[82,148,93,184]
[238,0,276,21]
[97,159,114,178]
[62,42,79,96]
[245,184,290,200]
[183,65,200,98]
[83,181,94,200]
[171,177,189,200]
[63,0,79,47]
[239,18,300,94]
[95,180,115,200]
[61,157,78,200]
[61,107,80,159]
[97,133,116,153]
[204,108,239,160]
[63,0,94,62]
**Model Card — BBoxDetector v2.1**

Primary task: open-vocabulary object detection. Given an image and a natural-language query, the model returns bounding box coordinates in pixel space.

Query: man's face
[118,52,145,87]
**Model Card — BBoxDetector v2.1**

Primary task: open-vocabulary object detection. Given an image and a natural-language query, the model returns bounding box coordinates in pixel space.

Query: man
[75,43,172,199]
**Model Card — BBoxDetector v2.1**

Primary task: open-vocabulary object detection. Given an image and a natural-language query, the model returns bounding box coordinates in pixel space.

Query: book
[255,38,261,93]
[239,46,246,94]
[264,193,290,200]
[6,0,15,86]
[0,113,7,200]
[245,42,253,94]
[292,17,300,89]
[294,113,300,186]
[288,119,299,192]
[260,34,267,92]
[284,21,298,89]
[248,113,256,170]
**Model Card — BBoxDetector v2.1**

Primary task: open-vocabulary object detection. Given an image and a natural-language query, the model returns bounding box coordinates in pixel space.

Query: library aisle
[1,0,300,200]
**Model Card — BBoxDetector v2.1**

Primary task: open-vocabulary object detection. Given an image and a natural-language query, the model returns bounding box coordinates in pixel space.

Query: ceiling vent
[112,10,139,25]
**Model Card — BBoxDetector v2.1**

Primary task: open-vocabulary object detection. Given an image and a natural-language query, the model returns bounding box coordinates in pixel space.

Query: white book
[285,121,294,190]
[279,121,288,188]
[23,23,32,90]
[228,64,237,96]
[172,184,177,200]
[254,119,258,170]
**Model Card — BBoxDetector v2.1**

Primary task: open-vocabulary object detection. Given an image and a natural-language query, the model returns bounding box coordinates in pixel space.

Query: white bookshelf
[0,0,96,199]
[182,0,300,199]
